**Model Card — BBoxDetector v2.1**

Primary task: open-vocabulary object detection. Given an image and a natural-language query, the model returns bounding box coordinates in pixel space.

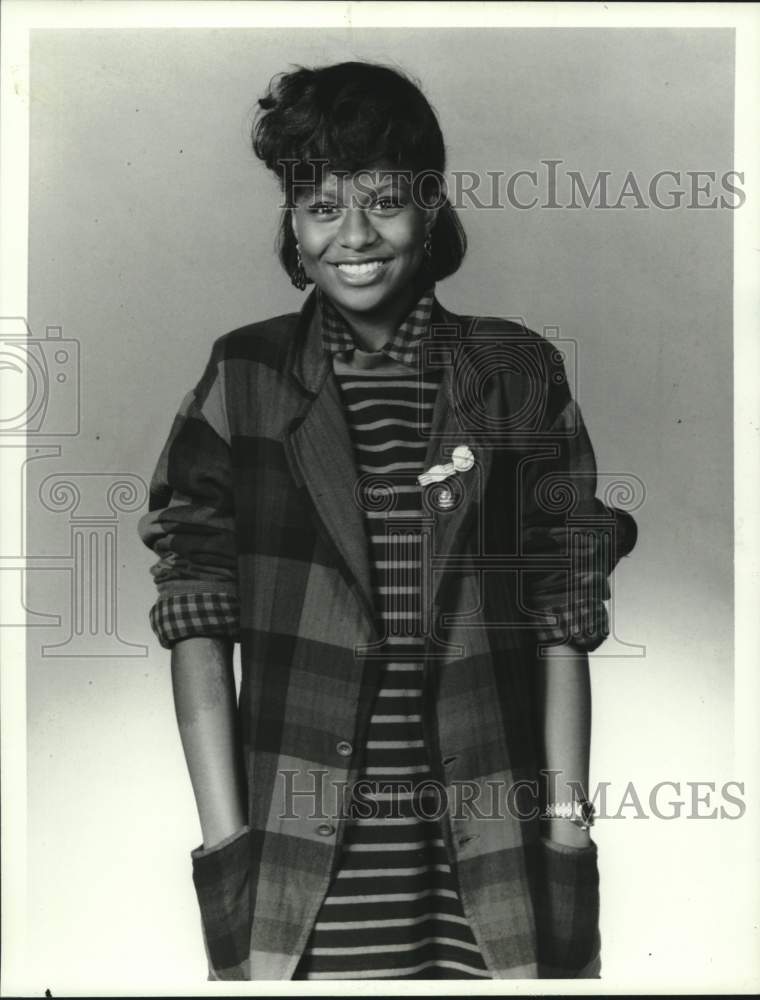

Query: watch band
[542,799,596,830]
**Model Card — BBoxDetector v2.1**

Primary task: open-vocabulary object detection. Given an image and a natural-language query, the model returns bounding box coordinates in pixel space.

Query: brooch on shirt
[417,445,475,488]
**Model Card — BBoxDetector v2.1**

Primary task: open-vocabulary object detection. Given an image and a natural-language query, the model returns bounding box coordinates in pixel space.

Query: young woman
[139,61,637,981]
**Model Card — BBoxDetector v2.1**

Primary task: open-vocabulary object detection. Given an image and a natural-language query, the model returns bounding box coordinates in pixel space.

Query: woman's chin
[319,267,424,315]
[320,279,393,314]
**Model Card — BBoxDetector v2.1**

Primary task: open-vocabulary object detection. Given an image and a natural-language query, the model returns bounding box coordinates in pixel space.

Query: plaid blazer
[139,290,637,981]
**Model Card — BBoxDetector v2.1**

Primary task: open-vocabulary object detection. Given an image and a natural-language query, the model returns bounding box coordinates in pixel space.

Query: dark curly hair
[251,61,466,285]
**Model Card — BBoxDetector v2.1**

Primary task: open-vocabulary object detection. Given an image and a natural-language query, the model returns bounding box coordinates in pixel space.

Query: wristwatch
[542,799,596,831]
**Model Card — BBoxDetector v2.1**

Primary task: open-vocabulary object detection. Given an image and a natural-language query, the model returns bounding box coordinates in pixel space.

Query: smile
[333,259,389,283]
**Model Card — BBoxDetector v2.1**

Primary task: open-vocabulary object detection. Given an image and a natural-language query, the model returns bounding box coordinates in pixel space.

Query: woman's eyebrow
[369,169,411,189]
[299,170,410,205]
[303,182,339,202]
[373,180,403,195]
[358,178,411,202]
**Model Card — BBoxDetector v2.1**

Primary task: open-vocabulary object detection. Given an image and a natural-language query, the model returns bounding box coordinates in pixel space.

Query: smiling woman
[292,166,435,349]
[299,170,425,323]
[138,59,637,981]
[252,62,466,350]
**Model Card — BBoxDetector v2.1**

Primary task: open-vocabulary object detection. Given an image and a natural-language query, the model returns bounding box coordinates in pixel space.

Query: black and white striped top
[293,340,490,981]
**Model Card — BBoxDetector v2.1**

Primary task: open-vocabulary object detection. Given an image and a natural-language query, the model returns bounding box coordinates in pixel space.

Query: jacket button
[316,823,335,837]
[336,740,353,757]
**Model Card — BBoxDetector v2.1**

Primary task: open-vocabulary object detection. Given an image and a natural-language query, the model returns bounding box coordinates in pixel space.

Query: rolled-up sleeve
[520,356,637,652]
[138,343,240,649]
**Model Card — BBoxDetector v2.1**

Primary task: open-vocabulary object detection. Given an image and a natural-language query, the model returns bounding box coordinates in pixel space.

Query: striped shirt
[293,291,490,980]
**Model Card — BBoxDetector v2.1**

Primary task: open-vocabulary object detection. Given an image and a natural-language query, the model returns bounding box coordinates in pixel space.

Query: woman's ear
[289,207,298,242]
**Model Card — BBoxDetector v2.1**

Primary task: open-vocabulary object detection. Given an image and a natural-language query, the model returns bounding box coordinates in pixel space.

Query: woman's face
[291,164,436,320]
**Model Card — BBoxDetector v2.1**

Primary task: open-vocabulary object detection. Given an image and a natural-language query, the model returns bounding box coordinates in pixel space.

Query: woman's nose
[337,208,376,249]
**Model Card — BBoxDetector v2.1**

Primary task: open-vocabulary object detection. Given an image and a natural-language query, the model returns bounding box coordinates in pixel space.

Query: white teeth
[337,261,385,274]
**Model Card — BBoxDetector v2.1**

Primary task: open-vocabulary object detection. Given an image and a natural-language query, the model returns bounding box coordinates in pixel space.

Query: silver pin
[418,445,475,487]
[451,445,475,472]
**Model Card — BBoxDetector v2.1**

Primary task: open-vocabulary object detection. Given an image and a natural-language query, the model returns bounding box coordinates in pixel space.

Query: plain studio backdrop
[23,26,743,993]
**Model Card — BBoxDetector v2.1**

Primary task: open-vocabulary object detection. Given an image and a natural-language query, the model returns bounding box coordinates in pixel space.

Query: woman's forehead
[315,165,412,196]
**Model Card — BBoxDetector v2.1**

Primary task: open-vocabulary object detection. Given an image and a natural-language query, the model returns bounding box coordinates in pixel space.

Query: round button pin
[451,445,474,472]
[336,740,353,757]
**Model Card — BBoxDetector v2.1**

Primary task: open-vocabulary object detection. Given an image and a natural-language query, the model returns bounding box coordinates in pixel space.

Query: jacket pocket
[531,835,601,978]
[191,825,252,980]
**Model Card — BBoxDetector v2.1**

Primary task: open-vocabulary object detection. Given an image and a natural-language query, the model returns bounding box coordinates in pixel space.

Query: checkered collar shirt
[317,284,436,368]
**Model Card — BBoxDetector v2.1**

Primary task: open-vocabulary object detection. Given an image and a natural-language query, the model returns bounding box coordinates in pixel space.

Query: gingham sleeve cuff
[149,592,240,649]
[534,601,610,652]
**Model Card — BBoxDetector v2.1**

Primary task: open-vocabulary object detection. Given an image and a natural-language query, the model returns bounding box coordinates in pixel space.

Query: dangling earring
[292,243,308,291]
[423,234,433,260]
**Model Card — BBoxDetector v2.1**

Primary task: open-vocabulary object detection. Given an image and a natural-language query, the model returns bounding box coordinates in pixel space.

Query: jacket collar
[317,284,436,367]
[287,285,443,393]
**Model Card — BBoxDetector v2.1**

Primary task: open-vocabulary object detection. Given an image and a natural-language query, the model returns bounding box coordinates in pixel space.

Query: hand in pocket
[531,835,601,978]
[191,825,252,980]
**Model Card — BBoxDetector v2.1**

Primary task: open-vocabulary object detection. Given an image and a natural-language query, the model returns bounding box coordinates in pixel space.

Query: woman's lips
[331,259,390,284]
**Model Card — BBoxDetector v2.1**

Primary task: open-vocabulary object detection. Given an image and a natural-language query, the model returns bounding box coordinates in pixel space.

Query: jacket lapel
[283,294,502,629]
[283,294,376,629]
[421,303,495,607]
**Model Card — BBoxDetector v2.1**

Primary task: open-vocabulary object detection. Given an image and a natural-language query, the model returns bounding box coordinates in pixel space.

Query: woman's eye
[373,197,402,212]
[308,203,341,217]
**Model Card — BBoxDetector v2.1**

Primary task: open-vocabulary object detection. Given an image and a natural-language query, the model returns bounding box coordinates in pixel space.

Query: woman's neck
[330,282,421,353]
